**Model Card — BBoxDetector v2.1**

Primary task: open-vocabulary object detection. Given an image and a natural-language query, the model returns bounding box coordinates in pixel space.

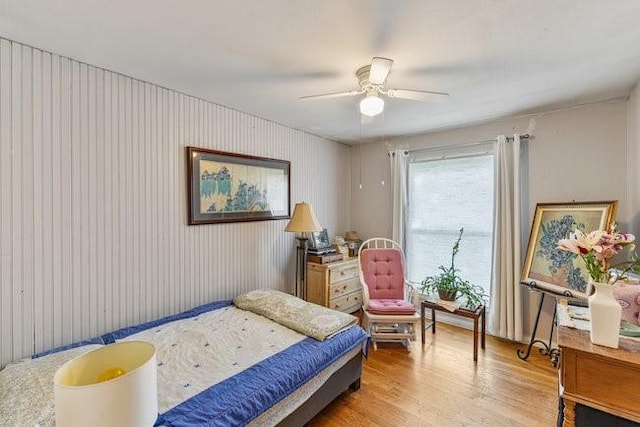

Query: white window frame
[406,142,495,318]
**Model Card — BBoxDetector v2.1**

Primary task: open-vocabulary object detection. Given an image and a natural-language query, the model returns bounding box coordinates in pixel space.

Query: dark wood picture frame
[187,146,290,225]
[521,200,618,299]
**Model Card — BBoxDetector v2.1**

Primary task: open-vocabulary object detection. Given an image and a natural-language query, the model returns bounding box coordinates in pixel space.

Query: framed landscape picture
[187,146,290,225]
[521,201,618,299]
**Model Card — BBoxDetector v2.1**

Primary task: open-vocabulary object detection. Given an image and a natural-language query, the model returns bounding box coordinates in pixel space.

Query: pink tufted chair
[358,238,421,350]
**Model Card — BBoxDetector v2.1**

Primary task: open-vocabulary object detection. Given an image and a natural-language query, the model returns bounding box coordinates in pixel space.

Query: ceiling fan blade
[369,57,393,85]
[385,89,449,102]
[299,90,361,100]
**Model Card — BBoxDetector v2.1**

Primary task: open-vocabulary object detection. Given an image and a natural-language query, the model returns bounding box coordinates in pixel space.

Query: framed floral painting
[186,146,290,225]
[521,201,618,299]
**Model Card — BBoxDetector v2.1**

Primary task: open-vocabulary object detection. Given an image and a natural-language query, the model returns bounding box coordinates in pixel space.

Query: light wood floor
[309,323,559,426]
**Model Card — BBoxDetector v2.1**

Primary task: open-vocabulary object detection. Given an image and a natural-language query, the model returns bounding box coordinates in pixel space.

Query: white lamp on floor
[54,341,158,427]
[285,202,322,299]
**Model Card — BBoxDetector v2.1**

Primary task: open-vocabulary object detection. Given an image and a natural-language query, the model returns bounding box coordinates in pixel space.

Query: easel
[516,280,578,367]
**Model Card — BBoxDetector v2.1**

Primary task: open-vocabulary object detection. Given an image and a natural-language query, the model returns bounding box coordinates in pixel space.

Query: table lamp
[54,341,158,427]
[285,202,322,299]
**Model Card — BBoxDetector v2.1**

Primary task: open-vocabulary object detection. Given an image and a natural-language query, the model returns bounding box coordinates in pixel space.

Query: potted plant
[419,228,487,308]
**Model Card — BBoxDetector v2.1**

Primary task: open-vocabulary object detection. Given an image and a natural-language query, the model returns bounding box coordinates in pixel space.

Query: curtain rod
[392,133,530,156]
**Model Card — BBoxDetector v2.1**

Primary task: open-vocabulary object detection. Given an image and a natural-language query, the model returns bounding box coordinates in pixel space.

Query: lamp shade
[54,341,157,427]
[359,95,384,117]
[285,202,322,233]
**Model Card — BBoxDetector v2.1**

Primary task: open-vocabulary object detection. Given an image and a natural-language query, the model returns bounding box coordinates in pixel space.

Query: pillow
[0,344,103,427]
[614,282,640,325]
[234,289,358,340]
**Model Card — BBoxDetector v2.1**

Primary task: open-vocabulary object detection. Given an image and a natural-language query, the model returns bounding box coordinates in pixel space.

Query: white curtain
[489,134,523,341]
[389,149,409,248]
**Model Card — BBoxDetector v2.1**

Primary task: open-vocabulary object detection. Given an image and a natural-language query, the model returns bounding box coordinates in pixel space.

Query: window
[406,148,494,301]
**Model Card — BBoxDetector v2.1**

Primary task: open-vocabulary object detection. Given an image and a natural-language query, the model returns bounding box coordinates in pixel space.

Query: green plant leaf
[419,228,487,308]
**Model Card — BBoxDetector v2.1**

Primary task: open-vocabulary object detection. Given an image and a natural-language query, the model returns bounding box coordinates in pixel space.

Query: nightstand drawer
[330,291,362,313]
[306,258,361,310]
[330,277,361,298]
[329,264,359,283]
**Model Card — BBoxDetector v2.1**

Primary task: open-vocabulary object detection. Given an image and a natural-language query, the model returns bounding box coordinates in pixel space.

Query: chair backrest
[358,238,407,306]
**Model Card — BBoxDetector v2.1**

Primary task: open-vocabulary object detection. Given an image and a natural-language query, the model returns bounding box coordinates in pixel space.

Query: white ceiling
[1,0,640,143]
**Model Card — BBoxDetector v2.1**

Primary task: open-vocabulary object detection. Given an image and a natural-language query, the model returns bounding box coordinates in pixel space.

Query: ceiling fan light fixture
[359,95,384,117]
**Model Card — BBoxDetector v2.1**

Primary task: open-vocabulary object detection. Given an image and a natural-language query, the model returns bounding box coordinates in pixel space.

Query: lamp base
[294,237,309,300]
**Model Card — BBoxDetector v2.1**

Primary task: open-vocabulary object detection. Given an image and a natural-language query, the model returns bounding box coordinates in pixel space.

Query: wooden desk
[421,300,485,362]
[558,326,640,426]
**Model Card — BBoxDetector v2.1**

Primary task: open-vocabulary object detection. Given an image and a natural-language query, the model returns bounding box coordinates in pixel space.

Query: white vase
[588,281,622,348]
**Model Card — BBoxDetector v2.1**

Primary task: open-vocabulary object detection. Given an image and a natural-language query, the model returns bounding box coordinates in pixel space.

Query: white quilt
[0,345,103,426]
[0,304,360,426]
[118,305,306,413]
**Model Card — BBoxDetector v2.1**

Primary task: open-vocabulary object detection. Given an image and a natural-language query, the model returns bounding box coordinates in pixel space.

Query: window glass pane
[406,154,494,300]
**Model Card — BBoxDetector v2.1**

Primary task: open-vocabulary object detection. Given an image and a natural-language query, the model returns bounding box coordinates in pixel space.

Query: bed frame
[278,350,363,426]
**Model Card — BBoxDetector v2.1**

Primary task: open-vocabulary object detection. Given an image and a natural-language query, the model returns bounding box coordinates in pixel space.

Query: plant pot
[438,289,458,301]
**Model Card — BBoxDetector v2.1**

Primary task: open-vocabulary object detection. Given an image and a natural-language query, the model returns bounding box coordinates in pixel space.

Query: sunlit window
[406,152,494,302]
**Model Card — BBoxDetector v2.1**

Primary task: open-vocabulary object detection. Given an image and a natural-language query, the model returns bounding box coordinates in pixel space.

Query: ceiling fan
[300,57,449,117]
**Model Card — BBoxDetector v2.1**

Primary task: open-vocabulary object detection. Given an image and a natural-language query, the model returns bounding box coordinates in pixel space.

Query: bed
[0,290,369,426]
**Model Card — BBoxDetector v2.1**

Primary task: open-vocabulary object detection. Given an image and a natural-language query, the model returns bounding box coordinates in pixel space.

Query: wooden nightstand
[306,257,362,313]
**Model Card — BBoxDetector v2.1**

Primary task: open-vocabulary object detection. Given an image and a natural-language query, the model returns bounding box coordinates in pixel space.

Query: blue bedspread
[157,326,367,427]
[31,299,368,427]
[32,301,232,358]
[101,300,233,343]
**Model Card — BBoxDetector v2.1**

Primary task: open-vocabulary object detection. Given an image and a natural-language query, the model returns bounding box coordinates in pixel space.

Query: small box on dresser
[306,257,362,313]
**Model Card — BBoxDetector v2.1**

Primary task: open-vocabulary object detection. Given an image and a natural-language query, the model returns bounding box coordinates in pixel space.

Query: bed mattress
[0,298,368,426]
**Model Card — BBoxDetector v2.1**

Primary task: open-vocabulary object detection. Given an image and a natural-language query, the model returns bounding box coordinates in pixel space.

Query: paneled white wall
[0,38,351,367]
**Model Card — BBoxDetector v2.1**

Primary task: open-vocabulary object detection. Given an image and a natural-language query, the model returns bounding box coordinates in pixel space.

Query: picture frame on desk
[521,201,618,299]
[308,229,333,254]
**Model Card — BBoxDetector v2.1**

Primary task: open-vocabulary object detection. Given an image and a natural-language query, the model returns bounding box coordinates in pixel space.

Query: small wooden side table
[421,300,486,362]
